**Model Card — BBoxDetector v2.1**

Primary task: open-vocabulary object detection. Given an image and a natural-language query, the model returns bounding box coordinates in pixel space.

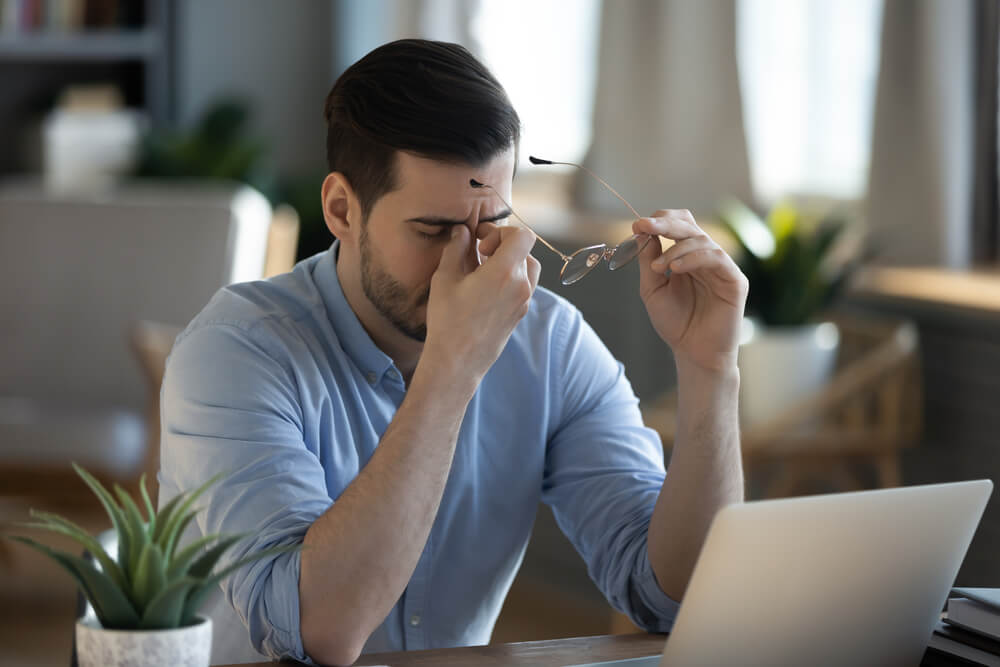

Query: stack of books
[928,588,1000,666]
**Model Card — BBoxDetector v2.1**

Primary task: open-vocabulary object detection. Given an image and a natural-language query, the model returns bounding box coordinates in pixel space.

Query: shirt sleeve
[541,306,680,632]
[159,320,330,662]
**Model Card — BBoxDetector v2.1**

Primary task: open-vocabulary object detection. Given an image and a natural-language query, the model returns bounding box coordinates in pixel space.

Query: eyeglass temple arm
[469,180,570,262]
[528,156,643,221]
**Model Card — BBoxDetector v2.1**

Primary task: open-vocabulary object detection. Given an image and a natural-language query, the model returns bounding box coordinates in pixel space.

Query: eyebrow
[406,208,513,226]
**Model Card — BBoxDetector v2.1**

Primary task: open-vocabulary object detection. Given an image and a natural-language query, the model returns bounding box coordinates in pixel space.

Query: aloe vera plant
[4,464,299,630]
[717,198,867,327]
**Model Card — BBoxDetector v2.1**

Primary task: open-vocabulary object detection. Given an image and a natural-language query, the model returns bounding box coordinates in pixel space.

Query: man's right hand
[422,223,540,387]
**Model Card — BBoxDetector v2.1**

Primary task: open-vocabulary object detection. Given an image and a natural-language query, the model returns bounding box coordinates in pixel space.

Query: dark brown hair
[323,39,521,221]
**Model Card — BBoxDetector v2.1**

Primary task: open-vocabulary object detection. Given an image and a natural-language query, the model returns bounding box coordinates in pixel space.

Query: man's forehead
[394,150,515,188]
[391,151,515,216]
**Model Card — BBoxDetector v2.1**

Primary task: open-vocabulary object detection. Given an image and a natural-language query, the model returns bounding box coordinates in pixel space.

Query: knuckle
[516,281,533,303]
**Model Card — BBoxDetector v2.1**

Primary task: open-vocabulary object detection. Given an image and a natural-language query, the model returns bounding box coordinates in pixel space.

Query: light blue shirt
[158,242,679,663]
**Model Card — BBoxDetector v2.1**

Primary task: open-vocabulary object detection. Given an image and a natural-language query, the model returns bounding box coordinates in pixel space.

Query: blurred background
[2,0,1000,664]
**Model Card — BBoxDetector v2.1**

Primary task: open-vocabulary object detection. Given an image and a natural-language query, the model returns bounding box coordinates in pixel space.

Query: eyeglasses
[470,156,651,285]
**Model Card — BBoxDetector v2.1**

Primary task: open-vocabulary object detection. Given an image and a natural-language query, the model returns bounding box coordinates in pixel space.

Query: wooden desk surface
[221,633,666,666]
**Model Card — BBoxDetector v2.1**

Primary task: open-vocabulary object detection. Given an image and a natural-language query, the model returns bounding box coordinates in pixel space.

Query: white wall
[174,0,335,175]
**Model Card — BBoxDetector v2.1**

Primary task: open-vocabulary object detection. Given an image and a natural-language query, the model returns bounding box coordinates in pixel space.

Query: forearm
[648,359,744,600]
[298,356,476,665]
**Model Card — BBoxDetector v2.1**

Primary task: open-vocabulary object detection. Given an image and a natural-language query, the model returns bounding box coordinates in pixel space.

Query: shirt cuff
[629,546,680,633]
[252,549,320,665]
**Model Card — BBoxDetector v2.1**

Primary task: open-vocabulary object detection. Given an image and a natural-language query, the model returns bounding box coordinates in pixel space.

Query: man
[159,39,746,666]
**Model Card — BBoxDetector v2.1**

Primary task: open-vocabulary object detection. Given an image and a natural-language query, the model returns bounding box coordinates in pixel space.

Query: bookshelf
[0,0,173,173]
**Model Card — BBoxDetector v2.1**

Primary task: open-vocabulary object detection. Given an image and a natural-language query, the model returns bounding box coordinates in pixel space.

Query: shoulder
[173,253,328,360]
[503,286,597,373]
[518,285,581,336]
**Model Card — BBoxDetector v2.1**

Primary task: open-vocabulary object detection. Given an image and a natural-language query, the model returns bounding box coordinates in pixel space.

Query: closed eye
[415,225,449,240]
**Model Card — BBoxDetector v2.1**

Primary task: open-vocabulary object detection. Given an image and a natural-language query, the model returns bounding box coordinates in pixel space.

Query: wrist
[414,344,481,402]
[675,355,740,401]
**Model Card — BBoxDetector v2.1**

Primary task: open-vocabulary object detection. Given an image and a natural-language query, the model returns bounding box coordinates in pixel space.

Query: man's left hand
[632,210,749,374]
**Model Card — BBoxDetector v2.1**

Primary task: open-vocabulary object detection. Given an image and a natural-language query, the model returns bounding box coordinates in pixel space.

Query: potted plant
[3,464,300,667]
[717,198,866,425]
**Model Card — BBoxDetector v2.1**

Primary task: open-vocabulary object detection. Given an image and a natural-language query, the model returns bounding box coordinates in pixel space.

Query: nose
[465,202,484,265]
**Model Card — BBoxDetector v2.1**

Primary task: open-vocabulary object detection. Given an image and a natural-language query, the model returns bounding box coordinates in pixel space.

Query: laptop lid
[660,479,992,666]
[566,480,992,667]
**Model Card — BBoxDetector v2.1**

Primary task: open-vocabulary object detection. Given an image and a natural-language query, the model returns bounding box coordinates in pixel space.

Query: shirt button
[409,613,421,627]
[365,371,377,385]
[388,368,400,382]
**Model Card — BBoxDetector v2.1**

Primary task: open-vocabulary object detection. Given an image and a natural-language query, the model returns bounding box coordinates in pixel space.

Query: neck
[336,250,423,383]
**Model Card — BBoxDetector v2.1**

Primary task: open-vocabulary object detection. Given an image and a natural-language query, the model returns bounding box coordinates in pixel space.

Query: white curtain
[577,0,753,217]
[866,0,977,267]
[331,0,481,74]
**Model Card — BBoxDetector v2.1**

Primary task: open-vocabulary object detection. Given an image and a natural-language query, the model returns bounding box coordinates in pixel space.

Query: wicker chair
[642,315,922,498]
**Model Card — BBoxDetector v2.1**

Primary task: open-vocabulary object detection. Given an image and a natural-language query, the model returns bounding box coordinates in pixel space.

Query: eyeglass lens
[559,234,652,285]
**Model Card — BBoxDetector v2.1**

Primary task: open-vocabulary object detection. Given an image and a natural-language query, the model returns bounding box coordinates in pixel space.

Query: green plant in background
[134,98,330,261]
[3,464,299,630]
[717,198,867,327]
[134,98,276,196]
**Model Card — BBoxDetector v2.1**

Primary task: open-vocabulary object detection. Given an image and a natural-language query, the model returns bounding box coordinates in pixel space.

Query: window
[737,0,885,204]
[471,0,601,170]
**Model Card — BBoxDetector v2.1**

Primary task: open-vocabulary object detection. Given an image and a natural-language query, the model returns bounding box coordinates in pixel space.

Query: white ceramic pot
[75,616,212,667]
[738,319,840,426]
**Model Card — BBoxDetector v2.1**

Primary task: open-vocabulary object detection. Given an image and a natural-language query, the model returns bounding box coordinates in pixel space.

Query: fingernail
[451,226,461,239]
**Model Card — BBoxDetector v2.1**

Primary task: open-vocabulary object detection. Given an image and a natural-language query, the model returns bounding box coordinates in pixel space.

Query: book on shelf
[935,620,1000,656]
[946,588,1000,642]
[928,631,1000,667]
[0,0,140,33]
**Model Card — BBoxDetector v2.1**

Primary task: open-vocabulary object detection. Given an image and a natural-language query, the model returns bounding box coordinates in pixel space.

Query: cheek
[397,244,444,290]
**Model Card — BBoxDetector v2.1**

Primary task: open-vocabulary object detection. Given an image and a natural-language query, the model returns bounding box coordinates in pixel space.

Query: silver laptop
[569,480,992,667]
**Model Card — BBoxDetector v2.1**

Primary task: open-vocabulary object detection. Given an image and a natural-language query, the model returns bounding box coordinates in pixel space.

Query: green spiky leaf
[4,465,302,630]
[132,542,167,610]
[114,485,150,570]
[180,542,302,626]
[71,464,133,578]
[169,533,246,580]
[186,534,248,580]
[19,511,126,591]
[150,493,184,545]
[7,535,140,628]
[140,576,200,629]
[156,473,223,555]
[139,474,157,535]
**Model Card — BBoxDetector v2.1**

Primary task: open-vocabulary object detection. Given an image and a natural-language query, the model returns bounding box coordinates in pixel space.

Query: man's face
[355,149,516,342]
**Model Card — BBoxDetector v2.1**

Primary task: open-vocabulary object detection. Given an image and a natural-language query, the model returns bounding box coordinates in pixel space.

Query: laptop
[568,480,992,667]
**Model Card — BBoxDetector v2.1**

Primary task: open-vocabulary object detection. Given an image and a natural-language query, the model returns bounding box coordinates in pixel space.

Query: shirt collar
[314,240,396,384]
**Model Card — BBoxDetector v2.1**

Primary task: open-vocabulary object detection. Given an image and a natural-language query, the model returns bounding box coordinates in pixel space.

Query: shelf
[0,30,160,62]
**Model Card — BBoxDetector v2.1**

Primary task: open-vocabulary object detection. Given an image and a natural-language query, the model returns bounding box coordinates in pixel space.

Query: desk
[217,632,970,666]
[220,633,666,666]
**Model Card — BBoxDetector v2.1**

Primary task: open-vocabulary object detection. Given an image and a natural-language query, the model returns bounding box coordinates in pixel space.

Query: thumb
[437,224,472,277]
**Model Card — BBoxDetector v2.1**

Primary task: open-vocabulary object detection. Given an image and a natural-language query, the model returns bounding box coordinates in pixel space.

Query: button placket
[403,535,433,649]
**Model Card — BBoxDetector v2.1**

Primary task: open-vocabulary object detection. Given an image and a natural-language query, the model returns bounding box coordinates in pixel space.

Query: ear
[321,172,361,244]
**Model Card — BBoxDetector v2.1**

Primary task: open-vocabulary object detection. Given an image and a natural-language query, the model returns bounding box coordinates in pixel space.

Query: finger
[632,209,703,241]
[482,226,536,274]
[436,224,472,278]
[526,255,541,293]
[651,236,719,273]
[476,221,500,241]
[477,224,504,257]
[666,246,744,284]
[637,232,669,296]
